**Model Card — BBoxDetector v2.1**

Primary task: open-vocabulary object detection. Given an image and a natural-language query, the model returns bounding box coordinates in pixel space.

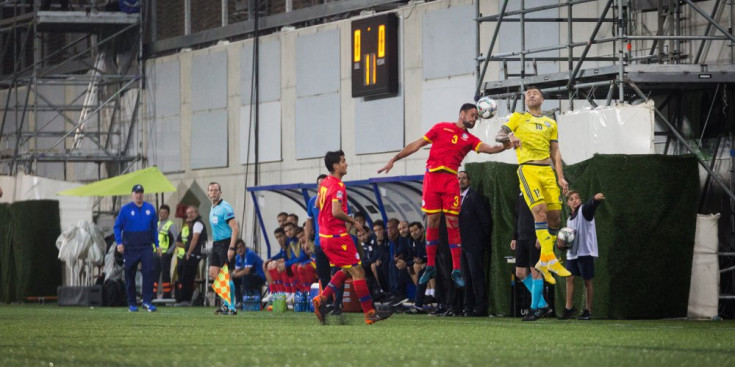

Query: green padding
[1,200,62,303]
[466,154,698,319]
[0,204,11,302]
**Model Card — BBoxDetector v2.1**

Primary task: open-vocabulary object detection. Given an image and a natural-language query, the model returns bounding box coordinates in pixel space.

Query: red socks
[352,278,374,314]
[426,227,438,267]
[321,269,348,300]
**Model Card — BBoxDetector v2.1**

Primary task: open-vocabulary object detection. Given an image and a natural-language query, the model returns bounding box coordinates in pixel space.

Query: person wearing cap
[114,184,160,312]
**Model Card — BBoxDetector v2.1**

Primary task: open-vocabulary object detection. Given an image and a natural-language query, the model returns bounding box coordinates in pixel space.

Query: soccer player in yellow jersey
[496,86,571,284]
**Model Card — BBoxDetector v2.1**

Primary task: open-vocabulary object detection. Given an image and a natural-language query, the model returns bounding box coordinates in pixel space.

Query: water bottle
[252,291,261,311]
[294,292,306,312]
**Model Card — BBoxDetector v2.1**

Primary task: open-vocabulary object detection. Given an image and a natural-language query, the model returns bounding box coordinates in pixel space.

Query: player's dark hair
[274,227,285,235]
[284,222,296,230]
[526,85,545,99]
[235,239,246,248]
[288,213,299,223]
[316,174,327,184]
[372,219,385,228]
[324,150,345,173]
[159,204,170,212]
[460,103,477,113]
[354,211,365,219]
[277,212,288,218]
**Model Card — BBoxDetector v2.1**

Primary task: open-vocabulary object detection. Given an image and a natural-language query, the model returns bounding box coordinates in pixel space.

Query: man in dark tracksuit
[114,184,159,312]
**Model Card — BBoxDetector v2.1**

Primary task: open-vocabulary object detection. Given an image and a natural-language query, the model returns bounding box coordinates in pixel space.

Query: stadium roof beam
[148,0,408,56]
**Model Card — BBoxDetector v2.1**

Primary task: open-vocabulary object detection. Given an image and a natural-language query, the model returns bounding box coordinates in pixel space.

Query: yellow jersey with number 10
[503,112,558,164]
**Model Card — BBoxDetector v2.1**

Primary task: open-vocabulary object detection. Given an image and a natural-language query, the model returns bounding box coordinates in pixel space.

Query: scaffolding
[0,1,142,182]
[475,0,735,315]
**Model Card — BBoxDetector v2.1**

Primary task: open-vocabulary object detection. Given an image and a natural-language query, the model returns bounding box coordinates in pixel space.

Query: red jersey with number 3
[317,175,349,236]
[423,122,482,174]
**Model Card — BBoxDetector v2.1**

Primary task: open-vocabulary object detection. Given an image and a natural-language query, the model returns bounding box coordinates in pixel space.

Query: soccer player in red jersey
[313,150,392,325]
[378,103,509,287]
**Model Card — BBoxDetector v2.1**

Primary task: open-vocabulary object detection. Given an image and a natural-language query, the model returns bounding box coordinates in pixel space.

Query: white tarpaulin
[56,220,107,286]
[463,102,656,166]
[688,213,720,319]
[0,173,92,231]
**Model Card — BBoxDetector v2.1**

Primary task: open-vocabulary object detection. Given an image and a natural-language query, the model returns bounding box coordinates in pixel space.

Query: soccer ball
[557,227,575,249]
[476,96,498,119]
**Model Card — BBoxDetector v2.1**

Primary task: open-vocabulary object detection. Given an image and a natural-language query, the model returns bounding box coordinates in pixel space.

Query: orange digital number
[378,24,385,58]
[353,30,361,62]
[364,53,377,86]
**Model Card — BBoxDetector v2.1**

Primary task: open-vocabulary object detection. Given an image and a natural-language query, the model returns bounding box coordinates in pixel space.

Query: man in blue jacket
[115,184,160,312]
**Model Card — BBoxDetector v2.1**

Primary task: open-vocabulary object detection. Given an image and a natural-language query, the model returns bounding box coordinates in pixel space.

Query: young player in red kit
[313,150,392,325]
[378,103,508,287]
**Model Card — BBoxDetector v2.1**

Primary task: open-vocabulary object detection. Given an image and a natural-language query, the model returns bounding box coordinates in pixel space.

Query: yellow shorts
[517,164,562,211]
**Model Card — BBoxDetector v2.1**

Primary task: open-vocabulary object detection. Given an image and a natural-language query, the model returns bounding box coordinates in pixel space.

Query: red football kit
[317,175,360,268]
[421,122,482,215]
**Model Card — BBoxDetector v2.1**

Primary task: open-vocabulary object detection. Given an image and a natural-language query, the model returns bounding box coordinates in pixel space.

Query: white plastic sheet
[688,213,720,319]
[56,220,107,286]
[464,102,656,166]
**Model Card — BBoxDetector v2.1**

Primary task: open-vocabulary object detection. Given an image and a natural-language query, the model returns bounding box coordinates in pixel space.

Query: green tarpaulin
[56,166,176,196]
[0,200,62,303]
[466,154,698,319]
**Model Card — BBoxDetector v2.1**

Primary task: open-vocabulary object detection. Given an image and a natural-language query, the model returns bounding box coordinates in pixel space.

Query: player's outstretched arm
[378,138,429,174]
[594,193,605,201]
[477,142,509,154]
[496,125,520,148]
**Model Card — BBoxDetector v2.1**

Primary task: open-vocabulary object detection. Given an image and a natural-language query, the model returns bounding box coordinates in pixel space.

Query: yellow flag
[212,264,231,304]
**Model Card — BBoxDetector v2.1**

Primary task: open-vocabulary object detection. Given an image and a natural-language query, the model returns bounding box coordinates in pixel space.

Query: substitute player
[312,150,391,325]
[496,86,571,284]
[378,103,508,287]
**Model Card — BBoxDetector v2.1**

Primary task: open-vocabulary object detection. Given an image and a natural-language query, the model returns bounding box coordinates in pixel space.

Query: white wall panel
[422,5,476,79]
[295,93,340,159]
[421,74,476,132]
[191,51,228,111]
[239,101,282,164]
[147,59,181,118]
[191,109,228,169]
[240,40,281,104]
[295,30,340,97]
[354,94,404,154]
[149,115,182,172]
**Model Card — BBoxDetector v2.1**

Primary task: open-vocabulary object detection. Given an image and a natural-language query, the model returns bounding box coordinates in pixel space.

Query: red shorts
[320,235,361,268]
[422,171,460,215]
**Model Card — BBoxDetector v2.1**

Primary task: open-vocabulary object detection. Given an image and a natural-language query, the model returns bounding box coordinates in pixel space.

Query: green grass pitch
[1,304,734,367]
